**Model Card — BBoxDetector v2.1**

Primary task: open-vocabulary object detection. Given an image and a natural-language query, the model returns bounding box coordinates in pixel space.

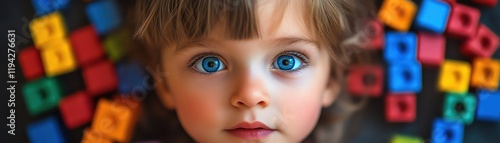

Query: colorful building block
[347,65,384,96]
[471,58,500,90]
[417,32,445,66]
[59,91,94,130]
[391,134,423,143]
[476,90,500,121]
[385,93,416,122]
[83,60,118,96]
[471,0,498,7]
[19,47,45,81]
[30,12,66,48]
[86,0,122,35]
[70,25,105,66]
[40,38,77,77]
[414,0,451,34]
[104,29,129,61]
[384,32,417,63]
[117,61,147,94]
[361,19,385,49]
[91,98,140,142]
[438,60,471,93]
[461,24,500,58]
[22,77,62,115]
[445,3,480,39]
[443,93,477,124]
[431,119,463,143]
[27,116,65,143]
[378,0,417,31]
[388,61,422,93]
[31,0,69,15]
[82,128,113,143]
[442,0,457,4]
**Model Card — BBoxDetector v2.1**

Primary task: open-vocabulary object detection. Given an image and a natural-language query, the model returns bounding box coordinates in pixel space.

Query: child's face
[157,0,339,142]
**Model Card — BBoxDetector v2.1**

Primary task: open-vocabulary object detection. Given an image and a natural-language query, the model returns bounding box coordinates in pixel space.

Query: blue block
[414,0,451,34]
[117,61,146,94]
[384,32,417,63]
[86,0,122,35]
[431,119,463,143]
[388,61,422,93]
[31,0,69,15]
[476,90,500,121]
[27,116,65,143]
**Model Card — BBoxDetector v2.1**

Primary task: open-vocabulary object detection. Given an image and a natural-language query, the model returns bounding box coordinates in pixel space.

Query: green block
[391,134,423,143]
[104,29,129,61]
[22,77,62,116]
[443,93,476,124]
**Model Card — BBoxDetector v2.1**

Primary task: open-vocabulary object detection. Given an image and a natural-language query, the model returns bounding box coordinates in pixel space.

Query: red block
[361,19,384,49]
[461,24,499,58]
[445,3,481,39]
[418,32,446,66]
[59,91,94,129]
[471,0,498,7]
[19,47,44,81]
[83,60,118,96]
[70,25,105,66]
[442,0,457,4]
[347,65,384,97]
[386,93,416,122]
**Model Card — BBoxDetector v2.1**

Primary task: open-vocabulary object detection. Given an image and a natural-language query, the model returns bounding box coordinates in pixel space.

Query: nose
[230,71,270,109]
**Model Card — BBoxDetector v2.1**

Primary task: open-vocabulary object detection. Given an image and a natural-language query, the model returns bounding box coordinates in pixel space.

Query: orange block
[438,60,471,93]
[81,128,112,143]
[91,97,141,142]
[29,12,66,48]
[378,0,417,31]
[471,58,500,90]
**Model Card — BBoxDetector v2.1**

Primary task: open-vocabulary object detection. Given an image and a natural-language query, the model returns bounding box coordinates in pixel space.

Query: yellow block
[41,39,76,77]
[378,0,417,31]
[30,12,66,48]
[91,98,140,143]
[471,58,500,90]
[439,60,471,93]
[81,128,112,143]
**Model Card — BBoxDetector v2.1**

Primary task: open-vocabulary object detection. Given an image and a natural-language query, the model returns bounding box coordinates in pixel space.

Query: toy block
[86,0,122,35]
[22,77,62,115]
[31,0,69,15]
[19,47,45,81]
[391,134,423,143]
[378,0,417,31]
[30,12,66,48]
[388,61,422,93]
[476,90,500,121]
[471,0,498,7]
[384,32,417,63]
[117,61,147,94]
[104,29,129,61]
[82,128,113,143]
[360,19,384,49]
[443,93,476,124]
[438,60,471,93]
[461,24,499,58]
[27,116,65,143]
[414,0,451,34]
[347,65,384,96]
[40,38,77,77]
[83,60,118,96]
[385,93,416,122]
[442,0,457,4]
[70,25,105,66]
[470,58,500,90]
[91,98,140,142]
[417,32,446,66]
[445,3,480,39]
[59,91,94,129]
[431,119,463,143]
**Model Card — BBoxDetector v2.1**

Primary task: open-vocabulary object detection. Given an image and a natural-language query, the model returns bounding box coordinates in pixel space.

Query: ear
[154,76,176,110]
[321,77,341,107]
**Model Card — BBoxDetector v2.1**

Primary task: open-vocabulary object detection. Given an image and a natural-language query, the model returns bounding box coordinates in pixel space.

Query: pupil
[282,59,290,66]
[208,61,215,67]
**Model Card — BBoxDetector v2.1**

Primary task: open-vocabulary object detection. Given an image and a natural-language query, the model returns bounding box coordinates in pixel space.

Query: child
[131,0,376,142]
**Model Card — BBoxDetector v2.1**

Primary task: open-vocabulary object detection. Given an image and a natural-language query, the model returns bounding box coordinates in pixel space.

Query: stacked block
[445,3,481,39]
[443,93,477,124]
[438,60,471,93]
[378,0,417,31]
[417,32,446,66]
[385,93,416,122]
[414,0,451,34]
[388,61,422,93]
[461,24,499,58]
[70,25,105,66]
[431,119,463,143]
[30,12,67,48]
[347,65,384,96]
[27,116,65,143]
[86,0,122,35]
[22,77,62,115]
[470,58,500,90]
[83,60,118,96]
[40,38,77,77]
[476,90,500,121]
[384,32,417,63]
[19,47,45,81]
[59,91,94,129]
[90,98,140,142]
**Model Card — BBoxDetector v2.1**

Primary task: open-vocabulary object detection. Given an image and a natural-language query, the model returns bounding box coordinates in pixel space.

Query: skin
[156,0,340,142]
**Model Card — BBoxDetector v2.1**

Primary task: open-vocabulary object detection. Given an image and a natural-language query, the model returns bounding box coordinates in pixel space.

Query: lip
[225,121,276,140]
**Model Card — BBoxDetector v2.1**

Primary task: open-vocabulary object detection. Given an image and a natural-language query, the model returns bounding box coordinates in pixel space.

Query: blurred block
[347,65,384,96]
[82,128,113,143]
[388,61,422,93]
[22,77,62,115]
[443,93,476,124]
[59,91,93,130]
[385,93,416,122]
[391,134,423,143]
[31,0,69,15]
[19,47,45,81]
[27,116,65,143]
[384,32,417,63]
[438,60,471,93]
[91,98,140,142]
[83,60,118,96]
[471,0,498,7]
[104,29,129,61]
[117,61,146,94]
[471,58,500,90]
[41,39,77,77]
[30,12,66,48]
[445,3,480,39]
[476,90,500,121]
[461,24,499,58]
[414,0,451,33]
[417,32,445,66]
[431,119,463,143]
[86,0,122,35]
[70,25,105,66]
[378,0,417,31]
[361,19,385,49]
[442,0,457,4]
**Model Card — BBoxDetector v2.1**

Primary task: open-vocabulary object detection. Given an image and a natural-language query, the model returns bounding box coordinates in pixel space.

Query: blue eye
[194,56,225,73]
[273,55,303,71]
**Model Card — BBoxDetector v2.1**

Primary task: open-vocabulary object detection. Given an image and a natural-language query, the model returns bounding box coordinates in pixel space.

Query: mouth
[225,121,277,140]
